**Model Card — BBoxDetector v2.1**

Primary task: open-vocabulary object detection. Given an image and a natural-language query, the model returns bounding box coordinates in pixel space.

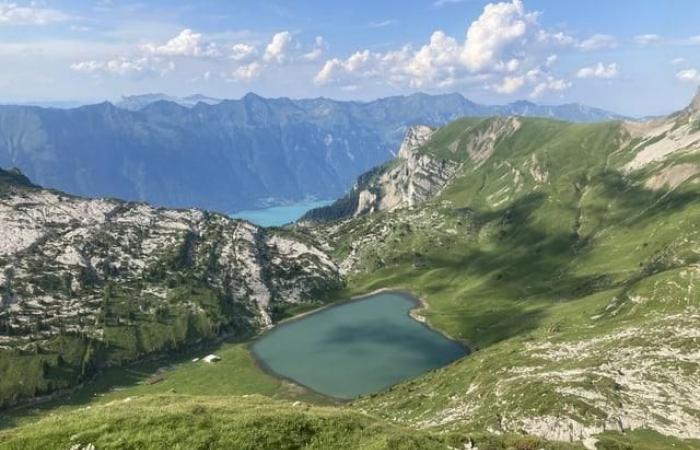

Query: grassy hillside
[2,110,698,448]
[312,115,699,442]
[0,394,603,450]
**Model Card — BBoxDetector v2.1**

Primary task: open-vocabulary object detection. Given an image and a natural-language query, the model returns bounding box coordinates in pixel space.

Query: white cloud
[315,50,372,85]
[677,68,700,83]
[671,57,686,66]
[578,34,617,51]
[230,43,256,61]
[71,29,222,79]
[263,31,292,63]
[70,56,172,77]
[633,34,661,46]
[492,75,525,94]
[461,0,538,72]
[222,31,304,81]
[314,0,574,95]
[530,76,571,98]
[302,36,325,61]
[71,29,303,82]
[368,19,396,28]
[405,30,463,88]
[433,0,469,7]
[228,62,262,82]
[142,29,220,57]
[576,62,619,79]
[0,2,70,25]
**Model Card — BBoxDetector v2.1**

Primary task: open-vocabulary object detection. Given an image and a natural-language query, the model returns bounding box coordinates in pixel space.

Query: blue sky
[1,0,699,115]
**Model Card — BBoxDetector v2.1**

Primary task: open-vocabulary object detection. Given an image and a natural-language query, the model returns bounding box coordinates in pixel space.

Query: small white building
[202,354,221,363]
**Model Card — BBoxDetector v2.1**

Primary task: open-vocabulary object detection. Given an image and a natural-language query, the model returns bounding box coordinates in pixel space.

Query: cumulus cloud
[0,2,70,25]
[491,67,570,97]
[315,50,373,85]
[228,62,263,82]
[576,62,619,79]
[578,34,617,51]
[230,43,256,61]
[461,0,538,72]
[142,29,220,57]
[263,31,292,63]
[530,75,571,98]
[223,31,317,81]
[677,68,700,84]
[71,28,312,82]
[314,0,576,95]
[72,29,219,78]
[492,75,525,94]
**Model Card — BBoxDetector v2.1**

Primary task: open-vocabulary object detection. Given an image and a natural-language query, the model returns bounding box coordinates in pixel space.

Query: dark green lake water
[251,292,466,399]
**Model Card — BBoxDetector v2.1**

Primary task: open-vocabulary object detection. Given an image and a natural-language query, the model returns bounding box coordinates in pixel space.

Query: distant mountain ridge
[117,91,628,122]
[116,93,223,110]
[0,92,629,213]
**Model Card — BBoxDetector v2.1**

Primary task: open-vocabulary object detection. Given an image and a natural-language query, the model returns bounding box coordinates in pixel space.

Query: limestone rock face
[302,125,459,222]
[0,168,341,407]
[353,125,458,215]
[397,125,434,159]
[623,91,700,171]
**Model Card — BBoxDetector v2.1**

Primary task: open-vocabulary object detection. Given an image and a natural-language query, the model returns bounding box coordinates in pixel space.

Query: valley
[0,89,699,449]
[0,93,627,214]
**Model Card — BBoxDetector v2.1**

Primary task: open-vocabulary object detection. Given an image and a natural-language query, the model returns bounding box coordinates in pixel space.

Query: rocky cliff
[300,125,457,222]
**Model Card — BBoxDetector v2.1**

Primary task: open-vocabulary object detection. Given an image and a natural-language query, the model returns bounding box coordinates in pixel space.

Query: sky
[1,0,700,116]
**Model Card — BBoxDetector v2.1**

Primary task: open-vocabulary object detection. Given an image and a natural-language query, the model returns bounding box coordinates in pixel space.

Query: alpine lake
[251,292,467,399]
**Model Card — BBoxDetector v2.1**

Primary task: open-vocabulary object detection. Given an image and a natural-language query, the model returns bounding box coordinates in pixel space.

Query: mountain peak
[0,166,36,189]
[510,100,536,107]
[242,92,264,101]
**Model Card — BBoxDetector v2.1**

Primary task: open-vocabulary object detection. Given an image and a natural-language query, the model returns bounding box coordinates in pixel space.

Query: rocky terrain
[0,168,340,409]
[302,117,524,223]
[1,91,698,449]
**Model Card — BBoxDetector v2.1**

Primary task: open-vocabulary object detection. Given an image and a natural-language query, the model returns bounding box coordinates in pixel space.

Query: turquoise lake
[230,200,332,227]
[251,292,467,399]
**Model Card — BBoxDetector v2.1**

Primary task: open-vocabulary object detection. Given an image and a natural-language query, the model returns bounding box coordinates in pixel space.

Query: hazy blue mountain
[0,92,628,212]
[116,93,223,110]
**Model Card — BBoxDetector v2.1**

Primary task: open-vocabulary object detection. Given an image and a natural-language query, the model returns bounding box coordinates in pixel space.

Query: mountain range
[0,92,628,214]
[0,89,698,449]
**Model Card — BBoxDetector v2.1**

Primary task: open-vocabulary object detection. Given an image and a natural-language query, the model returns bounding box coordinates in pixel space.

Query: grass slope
[319,117,699,441]
[2,116,698,448]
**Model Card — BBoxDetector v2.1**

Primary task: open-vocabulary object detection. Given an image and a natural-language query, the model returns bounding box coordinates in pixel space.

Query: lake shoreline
[248,288,470,402]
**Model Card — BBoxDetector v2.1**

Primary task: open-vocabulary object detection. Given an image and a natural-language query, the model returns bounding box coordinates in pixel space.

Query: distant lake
[230,200,332,227]
[251,292,466,399]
